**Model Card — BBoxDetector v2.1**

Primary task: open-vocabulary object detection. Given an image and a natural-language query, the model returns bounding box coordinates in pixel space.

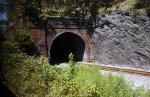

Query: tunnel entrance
[50,32,85,64]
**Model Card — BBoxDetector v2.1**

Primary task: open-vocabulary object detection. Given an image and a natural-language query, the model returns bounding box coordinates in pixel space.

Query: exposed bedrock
[93,10,150,69]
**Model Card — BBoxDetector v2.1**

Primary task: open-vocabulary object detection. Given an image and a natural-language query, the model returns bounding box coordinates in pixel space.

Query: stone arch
[50,32,85,64]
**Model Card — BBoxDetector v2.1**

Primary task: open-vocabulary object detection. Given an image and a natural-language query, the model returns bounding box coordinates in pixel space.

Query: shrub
[144,89,150,97]
[0,41,21,79]
[2,52,149,97]
[2,53,60,97]
[0,28,37,80]
[11,29,37,55]
[3,55,149,97]
[71,65,135,97]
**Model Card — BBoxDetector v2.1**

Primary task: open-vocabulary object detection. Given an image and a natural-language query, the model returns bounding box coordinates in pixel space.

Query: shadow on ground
[0,82,16,97]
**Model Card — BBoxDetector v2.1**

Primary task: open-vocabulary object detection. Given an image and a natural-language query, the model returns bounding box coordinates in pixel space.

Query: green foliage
[5,0,114,21]
[4,0,150,27]
[144,89,150,97]
[112,0,150,14]
[134,0,150,10]
[0,40,21,71]
[2,54,58,96]
[1,41,148,97]
[69,53,75,67]
[11,29,31,46]
[69,53,75,75]
[11,29,37,55]
[2,53,149,97]
[72,65,136,97]
[0,28,36,80]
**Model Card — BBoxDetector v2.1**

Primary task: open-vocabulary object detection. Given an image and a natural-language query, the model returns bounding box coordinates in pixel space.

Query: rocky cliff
[93,10,150,69]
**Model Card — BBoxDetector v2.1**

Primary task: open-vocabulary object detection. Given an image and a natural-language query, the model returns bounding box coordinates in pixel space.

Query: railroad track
[77,62,150,77]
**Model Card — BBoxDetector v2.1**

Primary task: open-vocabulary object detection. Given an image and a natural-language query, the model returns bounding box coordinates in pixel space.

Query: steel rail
[77,62,150,77]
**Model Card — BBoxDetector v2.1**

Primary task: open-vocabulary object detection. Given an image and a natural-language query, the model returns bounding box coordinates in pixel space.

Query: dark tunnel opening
[50,32,85,64]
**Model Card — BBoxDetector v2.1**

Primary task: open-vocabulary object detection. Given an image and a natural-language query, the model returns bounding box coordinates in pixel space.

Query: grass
[99,0,150,14]
[112,0,137,10]
[2,53,150,97]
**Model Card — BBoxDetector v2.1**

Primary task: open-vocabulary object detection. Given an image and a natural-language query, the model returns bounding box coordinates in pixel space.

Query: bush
[2,53,149,97]
[144,89,150,97]
[0,41,21,80]
[71,65,135,97]
[2,53,60,96]
[11,29,37,55]
[1,49,149,97]
[0,28,38,80]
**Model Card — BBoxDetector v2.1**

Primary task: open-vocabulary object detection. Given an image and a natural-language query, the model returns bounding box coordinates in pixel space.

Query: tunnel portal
[50,32,85,64]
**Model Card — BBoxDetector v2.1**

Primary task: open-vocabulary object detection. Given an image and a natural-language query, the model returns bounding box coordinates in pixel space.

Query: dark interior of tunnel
[50,32,85,64]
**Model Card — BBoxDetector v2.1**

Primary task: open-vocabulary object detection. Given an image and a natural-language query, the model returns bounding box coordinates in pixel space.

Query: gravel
[101,70,150,89]
[58,62,150,89]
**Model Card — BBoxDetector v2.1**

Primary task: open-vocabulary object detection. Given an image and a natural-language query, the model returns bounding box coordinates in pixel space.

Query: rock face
[93,10,150,69]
